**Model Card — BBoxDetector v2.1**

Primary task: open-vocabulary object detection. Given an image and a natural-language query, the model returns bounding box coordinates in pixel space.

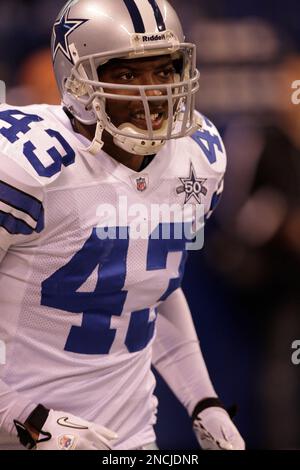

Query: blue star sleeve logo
[176,163,207,204]
[52,7,88,63]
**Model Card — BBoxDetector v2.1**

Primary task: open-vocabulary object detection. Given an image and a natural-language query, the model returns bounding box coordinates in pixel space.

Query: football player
[0,0,244,450]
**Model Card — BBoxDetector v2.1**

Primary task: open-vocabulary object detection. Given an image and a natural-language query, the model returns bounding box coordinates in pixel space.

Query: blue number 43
[0,109,75,177]
[41,224,188,355]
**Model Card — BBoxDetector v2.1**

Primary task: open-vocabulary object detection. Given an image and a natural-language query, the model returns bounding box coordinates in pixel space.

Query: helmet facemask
[64,40,200,155]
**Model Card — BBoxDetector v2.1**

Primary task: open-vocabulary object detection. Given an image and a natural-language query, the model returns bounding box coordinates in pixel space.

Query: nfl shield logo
[136,177,147,192]
[58,434,76,450]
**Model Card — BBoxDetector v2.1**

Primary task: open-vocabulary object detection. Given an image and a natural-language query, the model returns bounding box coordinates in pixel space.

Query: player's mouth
[130,110,166,131]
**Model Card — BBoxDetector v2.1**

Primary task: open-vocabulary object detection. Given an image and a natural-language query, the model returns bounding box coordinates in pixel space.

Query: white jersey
[0,104,226,449]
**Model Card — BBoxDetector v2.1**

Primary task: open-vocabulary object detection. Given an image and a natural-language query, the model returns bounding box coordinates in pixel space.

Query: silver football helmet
[52,0,200,155]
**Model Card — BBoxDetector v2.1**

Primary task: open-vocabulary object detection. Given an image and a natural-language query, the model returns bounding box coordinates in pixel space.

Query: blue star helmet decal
[176,163,208,204]
[52,5,88,63]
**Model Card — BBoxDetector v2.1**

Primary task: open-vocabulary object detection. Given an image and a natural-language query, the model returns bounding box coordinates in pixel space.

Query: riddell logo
[143,34,166,42]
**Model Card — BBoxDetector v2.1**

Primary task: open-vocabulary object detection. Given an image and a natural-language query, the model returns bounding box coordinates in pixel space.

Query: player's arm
[152,288,245,450]
[152,120,244,449]
[0,160,117,450]
[0,158,44,443]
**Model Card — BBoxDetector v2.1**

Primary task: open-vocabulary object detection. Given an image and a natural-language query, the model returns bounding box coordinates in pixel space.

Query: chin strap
[112,121,168,156]
[113,134,165,156]
[64,105,104,156]
[73,97,169,157]
[83,120,105,155]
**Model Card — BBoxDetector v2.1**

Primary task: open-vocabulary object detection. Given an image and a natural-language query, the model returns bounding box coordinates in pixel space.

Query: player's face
[98,55,176,131]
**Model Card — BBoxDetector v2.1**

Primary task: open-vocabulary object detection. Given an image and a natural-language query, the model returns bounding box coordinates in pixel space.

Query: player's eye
[157,67,176,79]
[118,71,135,81]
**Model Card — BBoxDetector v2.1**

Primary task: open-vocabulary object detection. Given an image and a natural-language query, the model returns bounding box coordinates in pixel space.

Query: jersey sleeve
[0,153,44,258]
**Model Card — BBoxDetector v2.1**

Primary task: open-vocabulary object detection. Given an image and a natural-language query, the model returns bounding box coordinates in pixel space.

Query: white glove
[193,407,245,450]
[35,410,118,450]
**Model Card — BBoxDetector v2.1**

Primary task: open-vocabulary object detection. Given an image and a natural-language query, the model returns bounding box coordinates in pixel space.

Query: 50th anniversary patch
[176,163,207,204]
